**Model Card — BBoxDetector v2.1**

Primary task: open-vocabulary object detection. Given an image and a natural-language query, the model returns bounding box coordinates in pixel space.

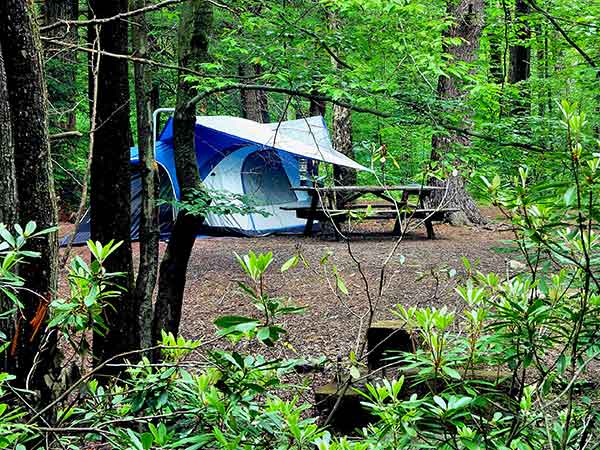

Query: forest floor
[59,207,512,399]
[174,208,510,358]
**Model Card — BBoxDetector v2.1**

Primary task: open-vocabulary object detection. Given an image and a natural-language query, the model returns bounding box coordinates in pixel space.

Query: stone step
[315,366,516,433]
[366,320,416,372]
[314,381,372,433]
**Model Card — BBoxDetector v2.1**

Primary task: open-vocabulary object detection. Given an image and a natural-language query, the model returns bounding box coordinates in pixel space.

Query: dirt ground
[59,208,512,393]
[174,211,510,357]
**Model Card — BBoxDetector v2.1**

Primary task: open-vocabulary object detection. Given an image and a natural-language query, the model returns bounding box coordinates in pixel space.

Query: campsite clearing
[173,213,508,364]
[60,208,508,378]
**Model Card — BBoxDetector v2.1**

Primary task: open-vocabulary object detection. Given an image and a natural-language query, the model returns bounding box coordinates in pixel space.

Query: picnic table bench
[283,185,457,239]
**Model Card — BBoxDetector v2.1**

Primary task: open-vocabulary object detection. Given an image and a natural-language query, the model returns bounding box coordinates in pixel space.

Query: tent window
[241,151,297,206]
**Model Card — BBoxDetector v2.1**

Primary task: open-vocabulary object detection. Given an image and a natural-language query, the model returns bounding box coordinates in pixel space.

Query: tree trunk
[0,41,18,374]
[152,0,212,350]
[430,0,486,226]
[0,0,60,396]
[332,103,355,187]
[88,0,138,366]
[0,43,17,227]
[239,64,270,123]
[132,0,159,349]
[329,14,356,193]
[309,93,326,117]
[508,0,531,114]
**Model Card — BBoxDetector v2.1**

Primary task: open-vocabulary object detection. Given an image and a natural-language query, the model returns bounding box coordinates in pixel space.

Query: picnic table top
[291,184,445,193]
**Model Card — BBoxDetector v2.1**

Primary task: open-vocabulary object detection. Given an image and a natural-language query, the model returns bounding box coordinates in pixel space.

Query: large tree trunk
[508,0,531,114]
[0,44,17,227]
[0,41,18,374]
[239,64,270,123]
[332,104,355,187]
[152,0,212,350]
[329,14,356,194]
[132,0,159,349]
[430,0,486,226]
[88,0,138,366]
[0,0,59,397]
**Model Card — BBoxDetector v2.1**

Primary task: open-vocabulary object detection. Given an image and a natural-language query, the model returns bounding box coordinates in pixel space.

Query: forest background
[0,0,599,448]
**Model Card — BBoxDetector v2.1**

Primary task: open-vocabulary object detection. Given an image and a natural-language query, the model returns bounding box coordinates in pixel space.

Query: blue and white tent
[65,115,368,244]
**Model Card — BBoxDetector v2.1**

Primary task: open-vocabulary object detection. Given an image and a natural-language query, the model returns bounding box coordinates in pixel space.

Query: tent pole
[152,107,175,156]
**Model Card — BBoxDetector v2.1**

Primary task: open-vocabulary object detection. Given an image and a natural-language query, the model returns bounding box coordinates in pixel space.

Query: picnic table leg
[392,213,404,236]
[304,192,319,237]
[392,216,401,236]
[391,190,409,236]
[425,219,435,239]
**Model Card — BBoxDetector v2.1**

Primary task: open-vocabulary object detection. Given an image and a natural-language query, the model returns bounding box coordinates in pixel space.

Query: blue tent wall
[131,142,180,198]
[60,160,176,245]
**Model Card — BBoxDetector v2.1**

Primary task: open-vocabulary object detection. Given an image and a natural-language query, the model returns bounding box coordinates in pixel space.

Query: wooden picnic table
[285,184,452,239]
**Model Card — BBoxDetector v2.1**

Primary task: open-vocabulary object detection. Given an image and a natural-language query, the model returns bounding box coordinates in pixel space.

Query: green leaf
[335,273,349,295]
[24,221,36,236]
[140,432,154,450]
[281,255,299,272]
[564,186,577,207]
[214,315,258,329]
[0,227,15,247]
[257,327,271,341]
[433,396,446,410]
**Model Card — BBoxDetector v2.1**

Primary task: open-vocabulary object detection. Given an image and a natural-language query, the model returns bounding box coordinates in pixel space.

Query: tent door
[241,150,300,232]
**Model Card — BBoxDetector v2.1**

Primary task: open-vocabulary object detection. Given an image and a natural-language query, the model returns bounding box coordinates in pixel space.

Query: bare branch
[49,130,82,140]
[41,0,236,33]
[42,37,208,79]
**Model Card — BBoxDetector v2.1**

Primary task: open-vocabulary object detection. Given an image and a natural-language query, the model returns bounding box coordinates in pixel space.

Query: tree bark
[0,41,18,374]
[239,64,270,123]
[329,13,356,194]
[0,43,17,227]
[152,0,212,350]
[430,0,487,226]
[332,103,355,187]
[88,0,138,366]
[0,0,59,395]
[132,0,159,349]
[309,94,326,117]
